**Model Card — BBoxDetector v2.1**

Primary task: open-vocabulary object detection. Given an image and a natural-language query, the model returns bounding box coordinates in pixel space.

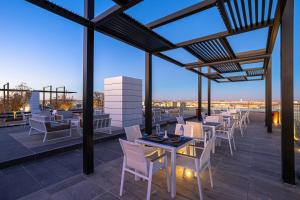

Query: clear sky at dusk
[0,0,299,101]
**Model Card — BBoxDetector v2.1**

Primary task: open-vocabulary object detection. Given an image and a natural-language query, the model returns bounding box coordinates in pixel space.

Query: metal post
[3,85,6,110]
[197,67,202,121]
[63,86,66,101]
[267,59,272,133]
[56,88,58,107]
[83,0,94,175]
[7,83,9,110]
[265,76,268,127]
[207,68,211,116]
[43,87,45,109]
[49,85,52,106]
[145,52,152,134]
[280,0,295,184]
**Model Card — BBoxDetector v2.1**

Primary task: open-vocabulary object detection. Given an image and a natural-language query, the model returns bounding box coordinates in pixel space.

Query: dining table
[136,134,194,198]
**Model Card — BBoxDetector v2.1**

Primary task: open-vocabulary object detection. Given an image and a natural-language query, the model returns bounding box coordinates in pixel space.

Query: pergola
[25,0,295,184]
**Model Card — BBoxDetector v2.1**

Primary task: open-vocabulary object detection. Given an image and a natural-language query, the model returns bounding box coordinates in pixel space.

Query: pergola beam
[171,21,273,51]
[92,0,141,25]
[185,54,271,68]
[146,0,217,29]
[216,0,232,32]
[25,0,92,28]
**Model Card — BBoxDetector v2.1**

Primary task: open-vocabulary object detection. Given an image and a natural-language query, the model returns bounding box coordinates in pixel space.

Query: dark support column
[83,0,94,175]
[55,88,58,107]
[281,0,295,184]
[63,86,66,101]
[197,68,202,121]
[265,77,268,127]
[145,52,152,134]
[7,83,9,110]
[3,85,6,110]
[266,59,272,133]
[49,86,52,105]
[42,88,45,109]
[207,68,211,116]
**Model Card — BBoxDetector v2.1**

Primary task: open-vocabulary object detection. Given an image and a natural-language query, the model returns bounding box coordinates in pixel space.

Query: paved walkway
[1,121,300,200]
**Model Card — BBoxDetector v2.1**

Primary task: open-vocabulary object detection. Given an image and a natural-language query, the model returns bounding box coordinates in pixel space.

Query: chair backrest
[200,137,214,168]
[94,118,111,129]
[186,121,204,139]
[221,111,231,116]
[29,118,47,132]
[205,115,222,123]
[176,116,185,124]
[119,139,148,175]
[124,125,142,142]
[175,124,193,137]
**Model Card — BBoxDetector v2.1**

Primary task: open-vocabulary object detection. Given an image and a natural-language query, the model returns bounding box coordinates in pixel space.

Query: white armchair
[119,139,170,200]
[176,138,214,200]
[215,121,237,156]
[124,125,157,156]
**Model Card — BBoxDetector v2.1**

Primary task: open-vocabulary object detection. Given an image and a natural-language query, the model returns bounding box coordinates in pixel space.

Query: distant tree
[56,95,74,111]
[93,91,104,109]
[5,82,31,112]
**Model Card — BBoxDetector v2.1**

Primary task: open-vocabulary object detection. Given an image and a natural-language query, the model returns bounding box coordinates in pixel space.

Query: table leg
[171,149,176,198]
[212,127,216,153]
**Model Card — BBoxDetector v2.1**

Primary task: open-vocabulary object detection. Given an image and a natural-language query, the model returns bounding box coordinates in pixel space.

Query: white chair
[237,114,247,137]
[245,110,250,124]
[186,121,212,145]
[176,138,214,200]
[119,139,170,200]
[94,118,112,134]
[174,124,193,137]
[215,122,237,156]
[176,115,185,124]
[124,125,157,156]
[29,118,72,143]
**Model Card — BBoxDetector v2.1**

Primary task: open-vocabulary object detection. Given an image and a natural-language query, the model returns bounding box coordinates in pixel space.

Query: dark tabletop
[203,122,222,127]
[140,134,193,148]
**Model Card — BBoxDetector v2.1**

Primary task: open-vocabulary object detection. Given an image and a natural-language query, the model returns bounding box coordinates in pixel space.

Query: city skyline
[0,0,299,101]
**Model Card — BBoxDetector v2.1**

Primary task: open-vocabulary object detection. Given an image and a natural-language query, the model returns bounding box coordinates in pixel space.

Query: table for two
[136,121,222,198]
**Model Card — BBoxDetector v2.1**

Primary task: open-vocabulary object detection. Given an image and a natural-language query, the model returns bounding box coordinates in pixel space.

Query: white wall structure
[29,91,40,114]
[104,76,142,128]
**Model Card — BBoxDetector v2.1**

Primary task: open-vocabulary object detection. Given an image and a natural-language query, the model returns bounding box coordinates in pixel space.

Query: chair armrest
[151,153,167,162]
[188,144,204,150]
[176,152,197,159]
[216,129,229,133]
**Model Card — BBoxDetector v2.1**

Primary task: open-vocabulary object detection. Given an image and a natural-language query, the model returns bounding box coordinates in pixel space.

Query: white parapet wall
[104,76,142,128]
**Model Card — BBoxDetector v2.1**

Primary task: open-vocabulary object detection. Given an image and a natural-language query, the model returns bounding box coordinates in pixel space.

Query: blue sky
[0,0,299,101]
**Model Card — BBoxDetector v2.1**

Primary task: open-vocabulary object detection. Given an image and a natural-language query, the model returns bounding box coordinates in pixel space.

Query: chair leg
[165,156,170,192]
[228,136,233,156]
[28,128,32,135]
[195,161,203,200]
[208,164,213,188]
[43,132,48,143]
[232,136,236,150]
[182,168,186,178]
[239,125,244,137]
[120,159,126,196]
[146,164,153,200]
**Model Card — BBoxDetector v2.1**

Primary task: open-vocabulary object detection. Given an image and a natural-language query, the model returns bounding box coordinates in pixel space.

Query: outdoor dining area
[120,109,249,199]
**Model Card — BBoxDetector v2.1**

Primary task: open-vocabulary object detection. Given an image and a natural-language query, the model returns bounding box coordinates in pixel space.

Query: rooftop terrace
[1,114,300,200]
